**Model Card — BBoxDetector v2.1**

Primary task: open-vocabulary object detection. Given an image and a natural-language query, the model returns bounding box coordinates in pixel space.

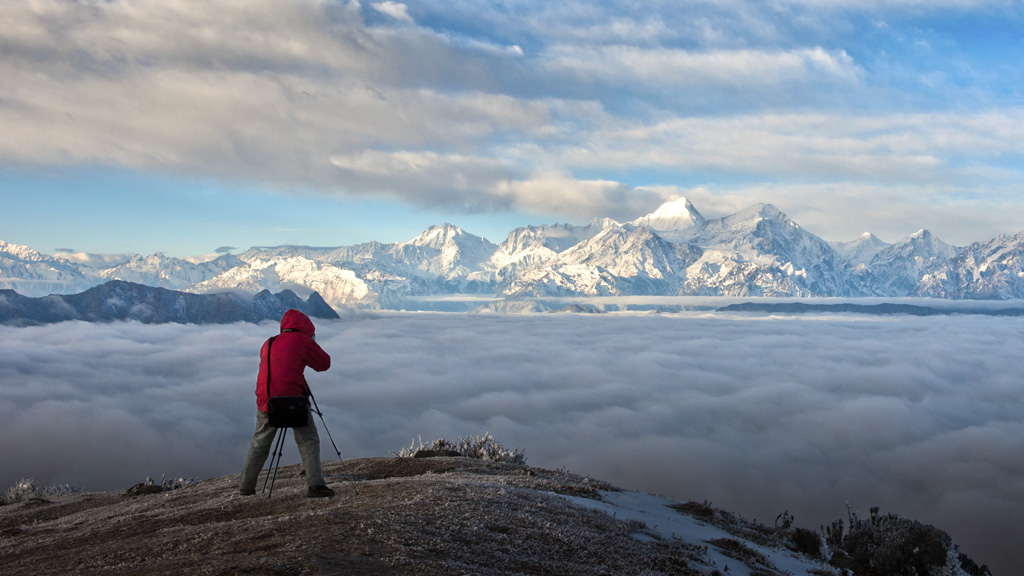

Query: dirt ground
[0,457,711,576]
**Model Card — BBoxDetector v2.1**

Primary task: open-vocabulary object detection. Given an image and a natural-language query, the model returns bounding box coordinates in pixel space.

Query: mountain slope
[915,231,1024,299]
[96,252,243,288]
[861,229,959,296]
[0,240,94,296]
[392,223,498,281]
[685,204,851,296]
[490,221,611,275]
[501,226,701,297]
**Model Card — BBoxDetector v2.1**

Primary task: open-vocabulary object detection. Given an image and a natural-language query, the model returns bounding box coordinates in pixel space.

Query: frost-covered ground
[0,456,845,575]
[1,308,1021,572]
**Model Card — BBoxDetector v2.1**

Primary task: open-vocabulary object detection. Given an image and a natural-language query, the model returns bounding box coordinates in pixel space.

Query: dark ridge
[0,280,339,326]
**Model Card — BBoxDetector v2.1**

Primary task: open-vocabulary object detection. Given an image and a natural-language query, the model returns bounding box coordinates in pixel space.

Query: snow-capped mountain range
[4,198,1024,308]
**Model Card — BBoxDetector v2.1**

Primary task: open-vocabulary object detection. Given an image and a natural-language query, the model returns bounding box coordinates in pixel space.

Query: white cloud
[373,1,414,23]
[52,251,134,266]
[325,152,675,220]
[0,1,531,177]
[0,312,1021,572]
[558,112,979,181]
[329,150,518,209]
[541,45,864,88]
[2,0,1023,247]
[490,172,671,222]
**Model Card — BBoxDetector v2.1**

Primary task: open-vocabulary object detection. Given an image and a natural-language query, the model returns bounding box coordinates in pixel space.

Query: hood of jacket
[280,309,316,338]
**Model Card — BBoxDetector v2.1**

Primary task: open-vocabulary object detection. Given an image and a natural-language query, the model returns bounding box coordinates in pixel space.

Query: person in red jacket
[239,309,334,498]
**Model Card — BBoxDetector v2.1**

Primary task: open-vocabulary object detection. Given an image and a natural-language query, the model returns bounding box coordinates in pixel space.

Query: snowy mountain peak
[854,232,886,245]
[396,223,497,279]
[0,240,46,262]
[631,197,705,233]
[586,217,621,230]
[698,203,792,240]
[832,232,890,266]
[901,229,956,259]
[853,232,886,245]
[740,202,783,221]
[700,203,788,234]
[409,223,465,248]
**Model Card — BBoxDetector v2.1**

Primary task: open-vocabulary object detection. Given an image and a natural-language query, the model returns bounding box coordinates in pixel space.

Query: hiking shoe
[306,485,335,498]
[239,488,256,496]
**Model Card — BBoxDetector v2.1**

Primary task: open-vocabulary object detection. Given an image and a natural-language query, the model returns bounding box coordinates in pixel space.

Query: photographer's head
[280,309,316,338]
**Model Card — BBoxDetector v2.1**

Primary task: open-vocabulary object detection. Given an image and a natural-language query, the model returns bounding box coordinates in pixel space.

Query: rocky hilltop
[0,456,990,576]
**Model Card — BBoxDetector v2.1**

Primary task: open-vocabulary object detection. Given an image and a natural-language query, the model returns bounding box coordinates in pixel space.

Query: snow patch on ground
[561,490,832,576]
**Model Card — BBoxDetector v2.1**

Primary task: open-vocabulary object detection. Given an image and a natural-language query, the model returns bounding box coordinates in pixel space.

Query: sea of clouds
[1,310,1021,572]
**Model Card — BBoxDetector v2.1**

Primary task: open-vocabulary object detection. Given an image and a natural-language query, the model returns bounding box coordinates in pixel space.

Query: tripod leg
[266,428,288,499]
[309,394,358,497]
[335,450,359,497]
[261,428,285,495]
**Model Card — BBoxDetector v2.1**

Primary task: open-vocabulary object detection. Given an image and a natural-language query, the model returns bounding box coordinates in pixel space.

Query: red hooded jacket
[254,309,331,412]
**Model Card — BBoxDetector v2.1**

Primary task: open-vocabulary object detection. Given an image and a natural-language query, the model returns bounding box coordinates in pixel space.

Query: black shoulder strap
[265,336,276,400]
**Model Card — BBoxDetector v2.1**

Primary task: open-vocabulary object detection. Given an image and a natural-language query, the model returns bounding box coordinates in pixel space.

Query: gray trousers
[239,409,324,491]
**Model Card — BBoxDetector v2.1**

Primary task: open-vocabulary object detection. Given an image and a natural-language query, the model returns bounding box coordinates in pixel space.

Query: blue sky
[2,0,1023,257]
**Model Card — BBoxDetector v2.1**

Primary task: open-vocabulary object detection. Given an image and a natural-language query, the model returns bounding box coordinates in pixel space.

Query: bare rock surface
[0,456,719,576]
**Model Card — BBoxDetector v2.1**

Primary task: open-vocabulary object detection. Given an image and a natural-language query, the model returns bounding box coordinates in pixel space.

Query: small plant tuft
[153,474,199,491]
[2,478,82,505]
[124,475,199,497]
[672,500,717,521]
[791,527,823,559]
[775,509,794,530]
[394,433,526,464]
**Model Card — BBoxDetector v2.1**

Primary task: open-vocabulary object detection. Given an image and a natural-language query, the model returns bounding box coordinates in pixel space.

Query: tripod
[261,393,359,498]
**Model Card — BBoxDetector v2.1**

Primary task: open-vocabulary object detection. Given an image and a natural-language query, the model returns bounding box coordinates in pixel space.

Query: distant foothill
[0,280,338,326]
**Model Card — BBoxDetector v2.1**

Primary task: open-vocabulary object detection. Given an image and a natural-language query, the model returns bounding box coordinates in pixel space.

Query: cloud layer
[2,1,1023,240]
[1,311,1021,572]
